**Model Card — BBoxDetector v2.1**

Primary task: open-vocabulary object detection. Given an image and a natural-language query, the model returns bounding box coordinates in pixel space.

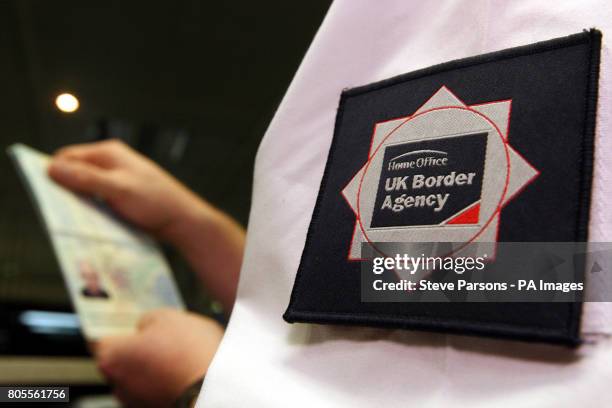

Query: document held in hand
[8,143,184,339]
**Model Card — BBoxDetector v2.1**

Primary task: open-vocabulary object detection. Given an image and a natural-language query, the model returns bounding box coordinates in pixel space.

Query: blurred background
[0,0,330,403]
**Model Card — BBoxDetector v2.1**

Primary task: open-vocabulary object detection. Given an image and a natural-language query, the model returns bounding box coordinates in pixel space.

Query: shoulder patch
[284,29,601,346]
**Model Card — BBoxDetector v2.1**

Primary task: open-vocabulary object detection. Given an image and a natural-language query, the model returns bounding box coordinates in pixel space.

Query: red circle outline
[355,105,511,258]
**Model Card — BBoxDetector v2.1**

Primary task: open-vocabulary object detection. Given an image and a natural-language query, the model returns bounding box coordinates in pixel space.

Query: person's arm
[47,140,242,405]
[48,139,244,312]
[160,197,244,312]
[94,308,224,407]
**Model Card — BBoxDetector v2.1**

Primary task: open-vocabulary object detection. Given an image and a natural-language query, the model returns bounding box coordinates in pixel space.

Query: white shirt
[198,1,612,406]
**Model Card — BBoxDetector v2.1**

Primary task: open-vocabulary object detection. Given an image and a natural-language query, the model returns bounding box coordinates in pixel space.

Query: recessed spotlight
[55,93,79,113]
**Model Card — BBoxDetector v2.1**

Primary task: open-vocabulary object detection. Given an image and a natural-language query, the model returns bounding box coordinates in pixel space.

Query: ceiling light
[55,92,79,113]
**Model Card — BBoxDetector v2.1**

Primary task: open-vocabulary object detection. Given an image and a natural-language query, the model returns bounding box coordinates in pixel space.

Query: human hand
[48,139,209,241]
[49,139,245,311]
[94,309,224,407]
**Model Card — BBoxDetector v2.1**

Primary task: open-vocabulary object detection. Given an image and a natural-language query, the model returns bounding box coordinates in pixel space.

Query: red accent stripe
[446,203,480,225]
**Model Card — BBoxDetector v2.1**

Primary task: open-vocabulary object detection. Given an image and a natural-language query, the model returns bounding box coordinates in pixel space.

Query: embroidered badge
[284,29,602,346]
[341,87,539,260]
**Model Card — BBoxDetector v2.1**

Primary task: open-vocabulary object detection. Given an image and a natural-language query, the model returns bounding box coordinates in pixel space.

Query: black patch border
[284,29,602,346]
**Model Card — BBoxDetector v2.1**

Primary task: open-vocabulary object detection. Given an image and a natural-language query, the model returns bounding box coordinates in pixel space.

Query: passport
[8,143,184,339]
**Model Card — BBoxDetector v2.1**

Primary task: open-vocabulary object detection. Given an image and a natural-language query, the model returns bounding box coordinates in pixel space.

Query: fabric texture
[198,1,612,406]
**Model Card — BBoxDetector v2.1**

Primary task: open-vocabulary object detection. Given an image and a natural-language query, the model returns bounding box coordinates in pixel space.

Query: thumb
[48,158,122,200]
[94,335,139,379]
[136,308,176,331]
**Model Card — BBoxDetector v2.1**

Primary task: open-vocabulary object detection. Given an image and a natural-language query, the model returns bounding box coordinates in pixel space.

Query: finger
[55,140,124,169]
[136,308,175,331]
[95,336,130,362]
[48,158,125,200]
[95,335,139,378]
[136,312,157,331]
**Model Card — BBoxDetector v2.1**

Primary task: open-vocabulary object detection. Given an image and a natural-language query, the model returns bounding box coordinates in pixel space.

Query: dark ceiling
[0,0,330,308]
